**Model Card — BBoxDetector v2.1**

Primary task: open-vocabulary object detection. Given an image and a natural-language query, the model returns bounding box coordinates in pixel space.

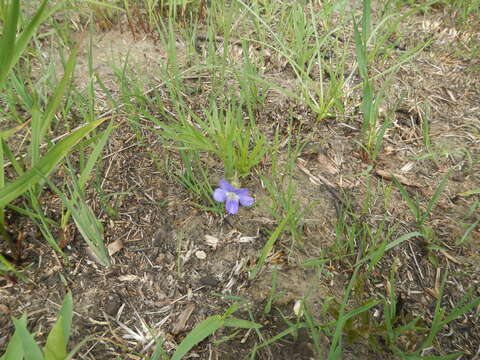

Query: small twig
[408,241,424,280]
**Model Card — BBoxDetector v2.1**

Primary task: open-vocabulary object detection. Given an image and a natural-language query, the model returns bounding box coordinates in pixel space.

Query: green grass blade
[356,231,421,268]
[457,219,480,245]
[424,171,451,222]
[0,139,4,209]
[223,318,262,329]
[0,0,19,89]
[64,337,91,360]
[249,216,289,279]
[442,294,480,325]
[30,104,43,167]
[391,175,421,222]
[45,173,110,266]
[328,267,360,359]
[78,121,114,188]
[458,188,480,197]
[353,17,367,80]
[80,0,125,12]
[70,196,110,266]
[2,140,25,176]
[0,119,106,208]
[40,44,79,142]
[343,299,380,322]
[11,0,48,68]
[171,316,224,360]
[149,339,169,360]
[43,292,73,360]
[253,323,306,353]
[0,122,28,139]
[362,0,372,44]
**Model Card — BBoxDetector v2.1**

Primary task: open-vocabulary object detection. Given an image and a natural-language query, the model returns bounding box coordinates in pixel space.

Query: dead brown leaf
[107,239,124,256]
[374,169,419,187]
[172,303,196,335]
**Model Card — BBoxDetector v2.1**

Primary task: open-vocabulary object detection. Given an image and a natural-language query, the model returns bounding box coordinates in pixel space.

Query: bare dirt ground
[1,5,479,360]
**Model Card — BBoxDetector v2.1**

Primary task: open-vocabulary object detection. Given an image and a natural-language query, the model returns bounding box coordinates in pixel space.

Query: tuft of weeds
[262,128,311,246]
[156,95,268,181]
[174,150,223,213]
[0,0,111,275]
[149,302,261,360]
[1,291,89,360]
[392,171,450,246]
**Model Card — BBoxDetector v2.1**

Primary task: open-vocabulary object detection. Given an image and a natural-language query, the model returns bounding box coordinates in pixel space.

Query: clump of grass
[0,0,112,273]
[392,171,450,250]
[1,291,89,359]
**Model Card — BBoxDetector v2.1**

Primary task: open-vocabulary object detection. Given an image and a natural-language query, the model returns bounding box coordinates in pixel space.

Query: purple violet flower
[213,179,254,215]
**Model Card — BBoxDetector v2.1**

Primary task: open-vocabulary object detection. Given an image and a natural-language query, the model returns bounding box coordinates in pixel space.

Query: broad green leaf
[0,324,24,360]
[0,119,106,208]
[171,316,224,360]
[43,315,68,360]
[43,292,73,360]
[12,315,44,360]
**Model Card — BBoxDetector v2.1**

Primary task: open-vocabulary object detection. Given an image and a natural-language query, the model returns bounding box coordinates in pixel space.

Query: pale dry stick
[408,241,424,280]
[46,297,83,317]
[144,285,206,315]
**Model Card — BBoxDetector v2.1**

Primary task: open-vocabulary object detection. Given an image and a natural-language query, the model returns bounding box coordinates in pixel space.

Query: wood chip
[108,239,124,256]
[195,250,207,260]
[204,235,219,249]
[118,274,139,282]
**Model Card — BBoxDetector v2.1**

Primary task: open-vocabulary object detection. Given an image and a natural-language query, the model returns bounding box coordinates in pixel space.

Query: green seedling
[392,171,450,245]
[1,292,89,360]
[150,303,261,360]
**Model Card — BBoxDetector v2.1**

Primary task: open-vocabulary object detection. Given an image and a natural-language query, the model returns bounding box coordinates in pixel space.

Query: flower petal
[239,195,254,207]
[233,188,249,196]
[225,199,239,214]
[219,179,235,192]
[213,188,227,202]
